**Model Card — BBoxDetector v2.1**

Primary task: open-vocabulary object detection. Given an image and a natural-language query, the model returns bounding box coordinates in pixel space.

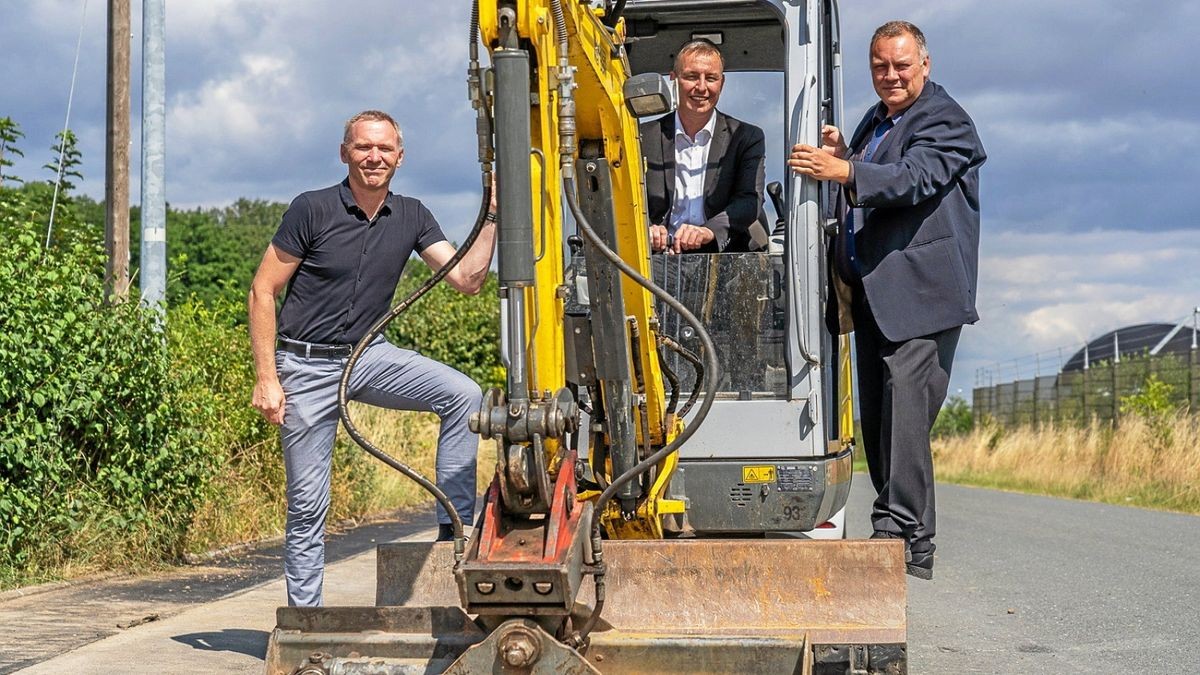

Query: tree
[44,129,83,193]
[0,116,24,186]
[163,199,283,307]
[932,395,973,437]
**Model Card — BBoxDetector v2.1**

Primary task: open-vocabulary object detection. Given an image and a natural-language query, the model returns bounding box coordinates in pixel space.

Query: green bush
[1120,374,1179,448]
[166,296,282,554]
[0,207,212,577]
[932,395,974,437]
[0,180,281,584]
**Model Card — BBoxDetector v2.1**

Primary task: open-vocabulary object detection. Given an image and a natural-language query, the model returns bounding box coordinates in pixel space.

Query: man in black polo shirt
[248,110,496,607]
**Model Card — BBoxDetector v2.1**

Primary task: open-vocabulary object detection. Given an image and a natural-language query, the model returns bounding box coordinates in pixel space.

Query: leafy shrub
[166,296,282,554]
[1120,374,1179,448]
[1120,374,1178,420]
[0,206,212,575]
[932,395,974,437]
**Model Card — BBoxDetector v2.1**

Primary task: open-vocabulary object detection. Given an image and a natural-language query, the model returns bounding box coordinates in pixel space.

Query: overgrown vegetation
[934,373,1200,515]
[1,172,214,585]
[932,395,973,437]
[0,121,498,589]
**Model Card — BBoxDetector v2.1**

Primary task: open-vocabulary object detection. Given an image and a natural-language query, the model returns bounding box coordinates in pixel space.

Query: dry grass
[328,402,494,523]
[933,414,1200,514]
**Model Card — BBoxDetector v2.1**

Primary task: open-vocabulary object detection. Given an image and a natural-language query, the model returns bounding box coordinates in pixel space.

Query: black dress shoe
[436,523,456,541]
[907,546,934,580]
[870,531,912,563]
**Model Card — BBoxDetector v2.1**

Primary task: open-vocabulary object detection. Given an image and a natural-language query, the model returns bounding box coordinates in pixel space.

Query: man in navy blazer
[789,21,986,579]
[641,39,768,254]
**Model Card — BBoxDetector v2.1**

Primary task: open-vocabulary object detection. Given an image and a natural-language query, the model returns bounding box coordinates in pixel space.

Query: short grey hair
[342,110,403,149]
[871,20,928,60]
[672,38,725,74]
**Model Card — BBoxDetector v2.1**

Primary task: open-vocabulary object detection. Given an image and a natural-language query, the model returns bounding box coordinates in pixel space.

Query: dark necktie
[836,117,895,282]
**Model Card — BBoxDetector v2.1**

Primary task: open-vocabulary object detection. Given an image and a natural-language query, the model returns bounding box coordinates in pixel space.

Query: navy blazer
[830,81,986,342]
[641,111,768,253]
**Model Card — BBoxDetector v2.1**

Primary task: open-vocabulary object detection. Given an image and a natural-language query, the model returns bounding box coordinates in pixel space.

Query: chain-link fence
[972,350,1200,427]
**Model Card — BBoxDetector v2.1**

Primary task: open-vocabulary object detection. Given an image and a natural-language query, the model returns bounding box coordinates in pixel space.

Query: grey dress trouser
[276,338,482,607]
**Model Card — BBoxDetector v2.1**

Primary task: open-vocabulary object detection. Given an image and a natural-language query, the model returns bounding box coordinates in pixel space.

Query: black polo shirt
[273,179,446,345]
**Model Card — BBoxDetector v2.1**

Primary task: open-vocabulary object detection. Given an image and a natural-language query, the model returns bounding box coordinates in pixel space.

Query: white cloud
[956,228,1200,392]
[172,54,304,145]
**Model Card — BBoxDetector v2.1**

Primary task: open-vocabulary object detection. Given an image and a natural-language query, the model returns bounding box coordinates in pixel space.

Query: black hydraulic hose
[564,183,719,497]
[602,0,627,27]
[568,177,719,642]
[659,335,703,418]
[657,345,680,416]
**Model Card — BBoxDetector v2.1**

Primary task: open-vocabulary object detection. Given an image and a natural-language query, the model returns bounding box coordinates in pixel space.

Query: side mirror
[623,72,674,117]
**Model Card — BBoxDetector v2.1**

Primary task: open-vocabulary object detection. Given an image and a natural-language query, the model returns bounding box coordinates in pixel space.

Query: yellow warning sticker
[742,465,776,484]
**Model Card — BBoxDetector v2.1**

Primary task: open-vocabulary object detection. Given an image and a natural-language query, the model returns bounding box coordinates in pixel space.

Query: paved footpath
[14,542,395,674]
[1,512,431,674]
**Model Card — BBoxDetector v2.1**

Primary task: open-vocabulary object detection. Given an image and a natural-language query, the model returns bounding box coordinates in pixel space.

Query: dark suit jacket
[828,81,986,342]
[641,111,768,253]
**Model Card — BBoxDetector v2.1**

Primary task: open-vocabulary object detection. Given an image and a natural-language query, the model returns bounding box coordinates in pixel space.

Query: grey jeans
[277,338,482,606]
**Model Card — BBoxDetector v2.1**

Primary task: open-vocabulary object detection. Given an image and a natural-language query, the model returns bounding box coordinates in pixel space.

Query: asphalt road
[6,481,1199,674]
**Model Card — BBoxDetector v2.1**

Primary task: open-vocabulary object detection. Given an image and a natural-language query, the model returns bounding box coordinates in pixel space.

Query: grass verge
[2,403,491,591]
[932,414,1200,515]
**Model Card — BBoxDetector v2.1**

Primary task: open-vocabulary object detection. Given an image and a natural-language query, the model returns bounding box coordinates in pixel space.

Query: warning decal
[741,465,776,484]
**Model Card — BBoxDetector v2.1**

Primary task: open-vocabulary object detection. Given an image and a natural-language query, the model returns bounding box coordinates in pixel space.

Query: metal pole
[1111,356,1120,424]
[140,0,166,313]
[106,0,131,301]
[1190,342,1196,413]
[1081,345,1089,422]
[1032,369,1039,426]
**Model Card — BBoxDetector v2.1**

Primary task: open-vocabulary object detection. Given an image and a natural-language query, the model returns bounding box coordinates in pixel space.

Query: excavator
[266,1,907,672]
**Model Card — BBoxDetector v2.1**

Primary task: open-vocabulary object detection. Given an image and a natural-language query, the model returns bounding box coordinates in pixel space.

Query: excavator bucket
[266,539,907,674]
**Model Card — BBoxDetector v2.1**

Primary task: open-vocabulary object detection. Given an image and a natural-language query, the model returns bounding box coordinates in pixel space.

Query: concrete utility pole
[140,0,166,313]
[106,0,131,301]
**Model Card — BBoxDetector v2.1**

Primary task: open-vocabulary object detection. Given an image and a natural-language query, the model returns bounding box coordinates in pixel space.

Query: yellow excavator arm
[476,0,684,539]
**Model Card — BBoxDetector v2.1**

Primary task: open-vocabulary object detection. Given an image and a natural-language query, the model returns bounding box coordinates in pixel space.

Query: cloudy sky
[3,1,1198,399]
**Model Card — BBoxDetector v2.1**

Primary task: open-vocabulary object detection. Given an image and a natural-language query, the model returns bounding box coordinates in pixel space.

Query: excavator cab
[266,2,907,673]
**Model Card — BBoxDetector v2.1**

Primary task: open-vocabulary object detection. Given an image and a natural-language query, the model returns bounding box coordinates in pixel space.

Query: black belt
[276,338,353,359]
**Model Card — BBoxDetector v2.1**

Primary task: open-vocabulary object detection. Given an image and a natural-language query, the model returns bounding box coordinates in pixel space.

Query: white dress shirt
[670,112,717,234]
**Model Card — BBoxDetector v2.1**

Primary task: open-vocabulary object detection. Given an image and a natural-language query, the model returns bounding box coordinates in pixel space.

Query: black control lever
[766,181,786,237]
